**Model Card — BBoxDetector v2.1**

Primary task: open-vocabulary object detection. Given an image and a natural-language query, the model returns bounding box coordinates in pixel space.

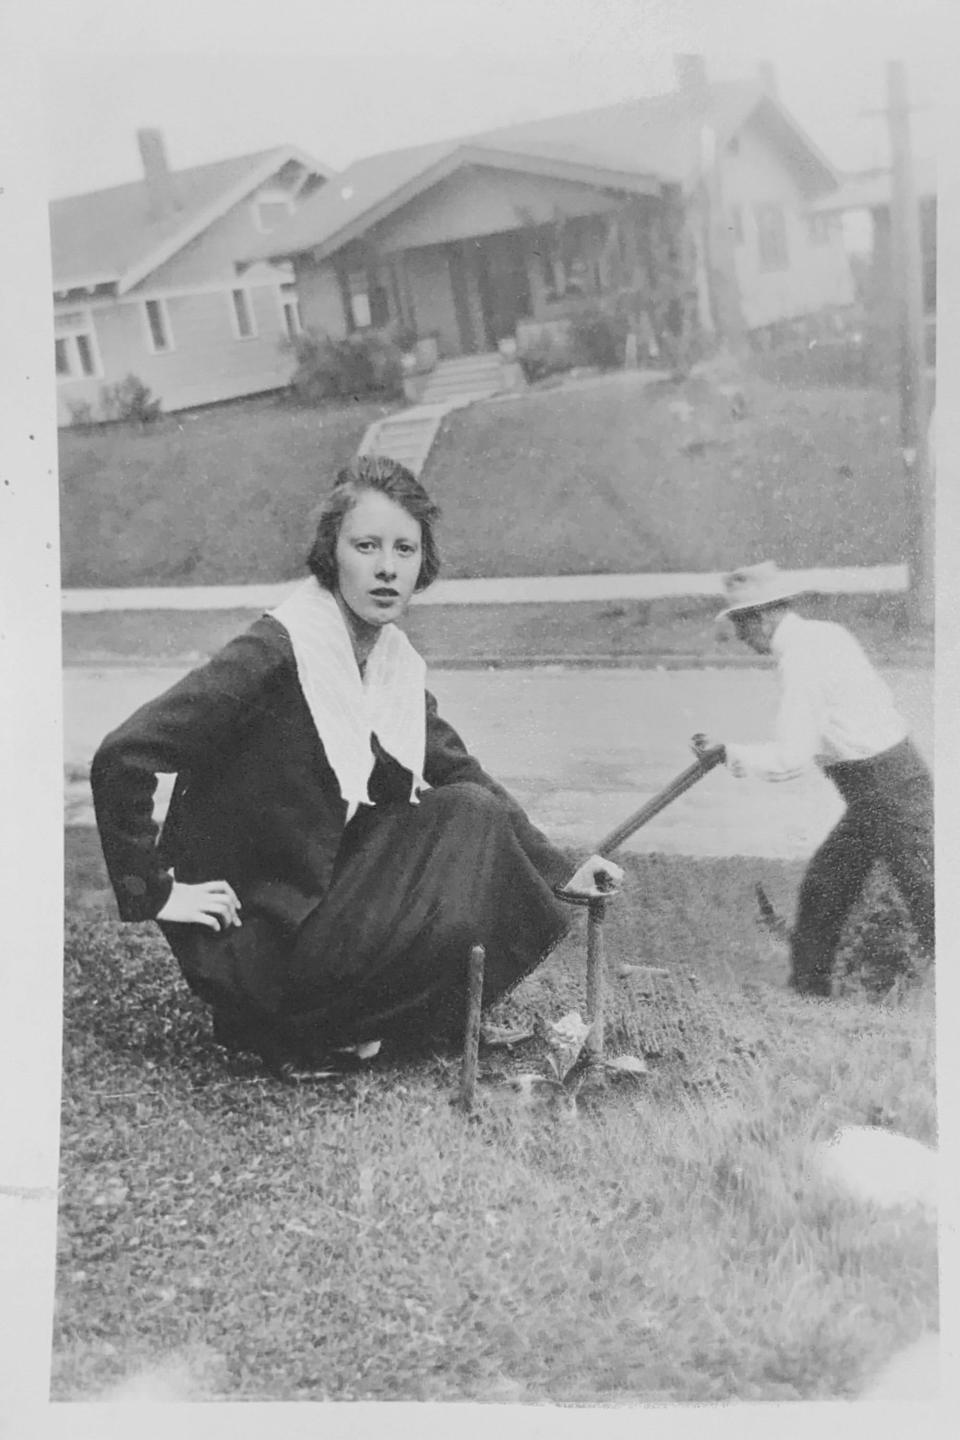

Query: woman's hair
[306,455,442,593]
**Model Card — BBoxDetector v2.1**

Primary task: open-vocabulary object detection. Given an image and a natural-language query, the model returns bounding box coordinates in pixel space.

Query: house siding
[294,261,349,338]
[721,122,854,329]
[56,283,294,423]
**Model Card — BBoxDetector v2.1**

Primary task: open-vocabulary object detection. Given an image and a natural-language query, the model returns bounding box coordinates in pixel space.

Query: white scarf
[270,578,427,821]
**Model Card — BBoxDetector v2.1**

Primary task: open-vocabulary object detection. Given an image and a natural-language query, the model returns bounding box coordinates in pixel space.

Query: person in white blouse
[712,561,933,996]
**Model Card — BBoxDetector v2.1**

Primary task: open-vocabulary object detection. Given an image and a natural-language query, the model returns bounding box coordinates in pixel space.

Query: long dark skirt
[161,781,570,1059]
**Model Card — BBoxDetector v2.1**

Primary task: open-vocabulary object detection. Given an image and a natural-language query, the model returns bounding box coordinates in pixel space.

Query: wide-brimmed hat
[717,561,804,619]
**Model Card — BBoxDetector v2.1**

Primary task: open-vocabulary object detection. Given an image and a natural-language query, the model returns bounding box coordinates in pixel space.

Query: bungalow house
[50,132,331,425]
[238,59,854,372]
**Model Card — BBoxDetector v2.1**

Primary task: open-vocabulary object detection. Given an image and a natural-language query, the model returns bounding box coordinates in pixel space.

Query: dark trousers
[790,738,934,995]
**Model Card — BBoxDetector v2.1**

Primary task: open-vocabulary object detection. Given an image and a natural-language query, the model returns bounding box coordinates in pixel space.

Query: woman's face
[334,489,423,630]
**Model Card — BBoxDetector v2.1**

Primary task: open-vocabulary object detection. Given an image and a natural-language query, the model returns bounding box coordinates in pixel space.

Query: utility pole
[886,60,933,629]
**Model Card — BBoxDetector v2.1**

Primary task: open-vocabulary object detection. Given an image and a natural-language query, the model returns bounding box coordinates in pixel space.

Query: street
[64,663,933,859]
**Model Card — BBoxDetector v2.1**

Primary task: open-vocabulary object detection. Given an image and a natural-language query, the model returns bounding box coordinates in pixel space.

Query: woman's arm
[91,621,285,921]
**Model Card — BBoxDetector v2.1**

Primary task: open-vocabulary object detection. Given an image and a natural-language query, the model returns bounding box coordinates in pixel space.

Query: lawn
[54,827,936,1404]
[58,395,396,588]
[58,374,909,588]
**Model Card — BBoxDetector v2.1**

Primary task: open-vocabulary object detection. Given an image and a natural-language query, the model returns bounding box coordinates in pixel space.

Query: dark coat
[91,616,572,928]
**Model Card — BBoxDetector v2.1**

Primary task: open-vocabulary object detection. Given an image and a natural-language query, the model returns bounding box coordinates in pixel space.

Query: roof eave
[53,273,122,296]
[116,145,331,295]
[239,143,663,269]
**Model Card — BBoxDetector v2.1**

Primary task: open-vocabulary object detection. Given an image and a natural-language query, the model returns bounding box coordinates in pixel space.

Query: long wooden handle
[594,744,726,858]
[458,944,485,1112]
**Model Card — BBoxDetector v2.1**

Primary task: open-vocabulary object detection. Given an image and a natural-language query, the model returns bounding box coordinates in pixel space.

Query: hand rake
[457,735,726,1107]
[556,734,727,1063]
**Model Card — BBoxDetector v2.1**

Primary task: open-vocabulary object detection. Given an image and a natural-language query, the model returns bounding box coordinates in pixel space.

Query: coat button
[122,875,147,896]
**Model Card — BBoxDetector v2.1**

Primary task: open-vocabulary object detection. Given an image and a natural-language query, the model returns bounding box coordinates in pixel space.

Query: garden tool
[557,734,727,1062]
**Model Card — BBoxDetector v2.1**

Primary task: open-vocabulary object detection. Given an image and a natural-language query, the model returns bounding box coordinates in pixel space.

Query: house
[810,160,937,356]
[237,58,854,369]
[50,132,331,425]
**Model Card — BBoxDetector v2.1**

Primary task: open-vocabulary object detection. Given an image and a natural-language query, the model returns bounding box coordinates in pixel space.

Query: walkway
[61,564,908,614]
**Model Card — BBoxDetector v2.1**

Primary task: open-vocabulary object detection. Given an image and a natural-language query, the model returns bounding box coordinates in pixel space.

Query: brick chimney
[674,54,710,103]
[137,128,180,220]
[756,61,779,100]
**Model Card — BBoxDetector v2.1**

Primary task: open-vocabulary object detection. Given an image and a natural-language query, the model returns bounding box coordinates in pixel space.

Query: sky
[23,0,949,199]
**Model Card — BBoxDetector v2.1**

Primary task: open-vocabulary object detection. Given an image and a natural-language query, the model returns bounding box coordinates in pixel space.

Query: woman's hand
[561,854,624,899]
[156,878,243,931]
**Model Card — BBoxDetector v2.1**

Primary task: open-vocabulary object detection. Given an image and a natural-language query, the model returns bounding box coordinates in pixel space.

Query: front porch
[294,160,698,369]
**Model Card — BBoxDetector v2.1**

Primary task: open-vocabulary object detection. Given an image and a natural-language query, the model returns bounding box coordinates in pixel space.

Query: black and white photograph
[0,0,954,1428]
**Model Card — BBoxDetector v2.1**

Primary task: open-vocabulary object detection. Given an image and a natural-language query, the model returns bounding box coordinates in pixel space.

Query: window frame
[143,297,174,354]
[229,286,258,340]
[53,308,102,381]
[252,189,296,234]
[278,283,302,340]
[754,202,790,273]
[807,212,833,246]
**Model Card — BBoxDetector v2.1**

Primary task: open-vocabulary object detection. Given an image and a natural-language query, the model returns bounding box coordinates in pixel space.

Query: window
[53,309,101,380]
[755,203,789,271]
[253,190,295,233]
[144,298,173,352]
[279,283,302,340]
[729,205,744,246]
[346,269,390,330]
[807,213,833,246]
[230,287,256,339]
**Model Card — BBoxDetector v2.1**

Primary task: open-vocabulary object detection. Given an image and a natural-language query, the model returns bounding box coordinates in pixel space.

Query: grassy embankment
[55,828,936,1404]
[60,374,925,666]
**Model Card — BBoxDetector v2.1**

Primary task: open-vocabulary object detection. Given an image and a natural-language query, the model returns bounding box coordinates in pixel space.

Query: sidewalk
[61,564,909,613]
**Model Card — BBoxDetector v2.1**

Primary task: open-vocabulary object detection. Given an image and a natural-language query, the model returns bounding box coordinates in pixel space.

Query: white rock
[858,1332,940,1401]
[812,1126,937,1215]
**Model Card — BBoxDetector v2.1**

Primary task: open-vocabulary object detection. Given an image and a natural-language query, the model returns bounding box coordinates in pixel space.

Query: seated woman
[91,456,621,1073]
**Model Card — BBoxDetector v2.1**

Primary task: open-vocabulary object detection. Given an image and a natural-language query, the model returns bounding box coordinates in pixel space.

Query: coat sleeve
[91,621,287,921]
[422,689,574,891]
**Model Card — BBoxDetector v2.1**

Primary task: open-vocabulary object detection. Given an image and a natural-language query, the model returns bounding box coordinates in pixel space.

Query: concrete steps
[357,354,508,475]
[420,352,505,404]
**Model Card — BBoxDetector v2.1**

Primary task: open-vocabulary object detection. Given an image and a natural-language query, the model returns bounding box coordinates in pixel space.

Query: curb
[60,564,910,614]
[63,650,932,673]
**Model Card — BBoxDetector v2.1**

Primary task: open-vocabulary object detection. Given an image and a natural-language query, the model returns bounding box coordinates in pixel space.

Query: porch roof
[238,140,661,269]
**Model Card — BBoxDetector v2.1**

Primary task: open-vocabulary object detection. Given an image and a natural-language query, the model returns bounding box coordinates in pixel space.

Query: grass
[55,827,937,1404]
[58,374,909,588]
[58,394,396,588]
[62,592,931,670]
[424,374,908,578]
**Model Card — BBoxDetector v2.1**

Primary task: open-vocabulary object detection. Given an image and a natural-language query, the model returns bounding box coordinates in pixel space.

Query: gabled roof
[241,139,662,268]
[50,145,331,295]
[241,79,841,268]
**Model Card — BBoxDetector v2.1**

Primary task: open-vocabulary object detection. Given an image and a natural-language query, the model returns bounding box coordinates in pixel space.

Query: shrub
[516,321,576,384]
[390,320,419,354]
[99,374,163,427]
[66,399,97,430]
[568,305,629,371]
[286,329,404,405]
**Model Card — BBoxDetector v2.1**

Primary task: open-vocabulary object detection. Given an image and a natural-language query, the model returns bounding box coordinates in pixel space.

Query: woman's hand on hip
[561,854,624,899]
[156,879,243,931]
